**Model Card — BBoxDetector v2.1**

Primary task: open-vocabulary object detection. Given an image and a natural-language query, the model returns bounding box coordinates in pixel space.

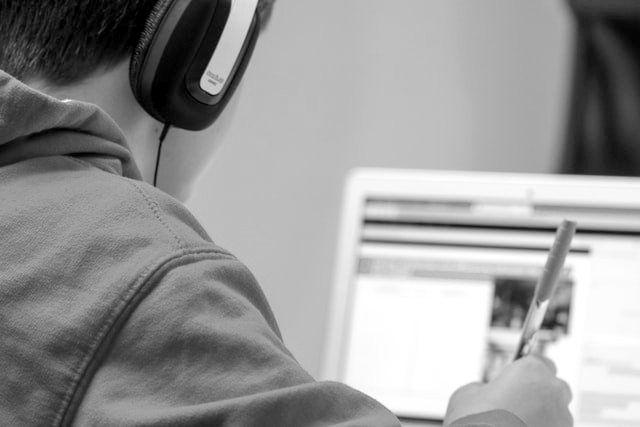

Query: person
[0,1,573,426]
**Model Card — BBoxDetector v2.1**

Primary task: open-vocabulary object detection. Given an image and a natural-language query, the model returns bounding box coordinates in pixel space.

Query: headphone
[130,0,261,131]
[129,0,261,186]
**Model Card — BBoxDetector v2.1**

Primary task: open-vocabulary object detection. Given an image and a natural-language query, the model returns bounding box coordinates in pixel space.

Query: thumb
[530,355,558,375]
[445,382,487,426]
[450,381,484,399]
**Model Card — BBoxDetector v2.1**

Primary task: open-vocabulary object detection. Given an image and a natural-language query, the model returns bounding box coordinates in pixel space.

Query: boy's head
[0,0,276,201]
[0,0,275,86]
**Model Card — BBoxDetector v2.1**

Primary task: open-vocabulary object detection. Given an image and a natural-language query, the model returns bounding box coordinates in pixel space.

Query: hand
[444,356,573,427]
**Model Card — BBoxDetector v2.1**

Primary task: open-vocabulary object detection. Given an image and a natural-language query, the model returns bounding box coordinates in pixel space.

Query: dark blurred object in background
[561,0,640,176]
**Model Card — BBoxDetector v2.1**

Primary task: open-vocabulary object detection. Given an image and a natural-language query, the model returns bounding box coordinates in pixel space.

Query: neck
[26,61,162,184]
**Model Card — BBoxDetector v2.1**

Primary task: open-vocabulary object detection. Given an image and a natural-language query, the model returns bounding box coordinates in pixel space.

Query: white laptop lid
[323,168,640,426]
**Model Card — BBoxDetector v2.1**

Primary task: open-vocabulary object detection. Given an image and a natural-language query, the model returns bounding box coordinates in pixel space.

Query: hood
[0,70,142,180]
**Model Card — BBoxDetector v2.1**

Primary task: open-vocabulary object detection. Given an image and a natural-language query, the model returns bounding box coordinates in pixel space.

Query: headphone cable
[153,123,171,187]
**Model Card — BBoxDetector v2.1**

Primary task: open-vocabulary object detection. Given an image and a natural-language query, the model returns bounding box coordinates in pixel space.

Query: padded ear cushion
[129,0,175,104]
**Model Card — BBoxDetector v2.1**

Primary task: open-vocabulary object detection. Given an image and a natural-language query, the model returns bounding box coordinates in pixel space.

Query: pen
[513,219,577,360]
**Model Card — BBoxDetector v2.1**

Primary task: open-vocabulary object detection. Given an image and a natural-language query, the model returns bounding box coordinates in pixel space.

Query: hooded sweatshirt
[0,70,526,427]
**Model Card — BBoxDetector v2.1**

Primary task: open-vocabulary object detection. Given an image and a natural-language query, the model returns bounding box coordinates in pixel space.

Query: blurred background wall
[186,0,573,378]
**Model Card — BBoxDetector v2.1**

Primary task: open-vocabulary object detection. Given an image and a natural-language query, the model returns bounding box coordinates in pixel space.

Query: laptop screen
[324,169,640,426]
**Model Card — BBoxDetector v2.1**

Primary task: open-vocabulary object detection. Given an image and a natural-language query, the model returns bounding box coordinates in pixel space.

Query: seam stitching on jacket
[66,156,185,251]
[129,180,186,251]
[53,249,234,426]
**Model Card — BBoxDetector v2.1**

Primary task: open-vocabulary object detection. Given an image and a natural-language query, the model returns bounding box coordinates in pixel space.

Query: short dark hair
[0,0,276,86]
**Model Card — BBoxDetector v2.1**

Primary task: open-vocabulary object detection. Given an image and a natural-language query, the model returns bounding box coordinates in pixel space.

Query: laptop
[323,168,640,427]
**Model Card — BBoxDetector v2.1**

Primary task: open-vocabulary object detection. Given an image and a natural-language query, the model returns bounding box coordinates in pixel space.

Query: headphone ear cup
[129,0,260,130]
[130,0,174,111]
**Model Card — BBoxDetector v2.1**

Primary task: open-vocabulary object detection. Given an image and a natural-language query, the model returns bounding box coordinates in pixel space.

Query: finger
[450,381,484,399]
[556,378,573,404]
[455,381,484,393]
[530,355,557,375]
[560,408,574,427]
